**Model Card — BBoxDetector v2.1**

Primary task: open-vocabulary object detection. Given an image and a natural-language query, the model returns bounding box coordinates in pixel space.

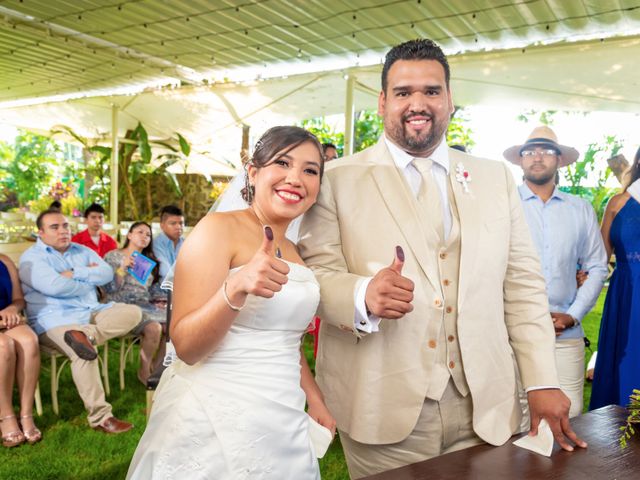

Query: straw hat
[503,125,579,167]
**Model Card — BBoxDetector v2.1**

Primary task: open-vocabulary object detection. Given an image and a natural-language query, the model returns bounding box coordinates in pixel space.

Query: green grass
[0,337,350,480]
[1,290,608,479]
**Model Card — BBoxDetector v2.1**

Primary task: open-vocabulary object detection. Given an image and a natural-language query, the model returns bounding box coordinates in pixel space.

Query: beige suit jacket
[298,138,559,446]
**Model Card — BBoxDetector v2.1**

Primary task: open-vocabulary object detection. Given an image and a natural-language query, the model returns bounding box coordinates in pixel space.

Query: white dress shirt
[354,135,451,333]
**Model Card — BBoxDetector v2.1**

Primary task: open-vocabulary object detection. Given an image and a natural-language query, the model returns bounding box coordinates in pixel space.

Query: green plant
[300,118,345,156]
[51,124,191,221]
[561,135,623,221]
[620,389,640,449]
[0,131,61,207]
[517,109,559,126]
[447,107,475,151]
[354,110,384,152]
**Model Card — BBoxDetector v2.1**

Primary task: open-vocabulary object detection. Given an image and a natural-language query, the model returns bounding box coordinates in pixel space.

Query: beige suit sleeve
[299,174,365,334]
[501,163,559,389]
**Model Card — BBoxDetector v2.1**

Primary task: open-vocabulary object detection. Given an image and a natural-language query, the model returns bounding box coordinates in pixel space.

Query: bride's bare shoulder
[191,210,249,234]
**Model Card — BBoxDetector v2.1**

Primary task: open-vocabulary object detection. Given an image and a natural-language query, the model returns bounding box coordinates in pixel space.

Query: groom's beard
[386,110,449,156]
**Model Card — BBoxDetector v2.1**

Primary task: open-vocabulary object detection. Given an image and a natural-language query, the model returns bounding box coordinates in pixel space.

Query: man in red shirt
[71,203,117,258]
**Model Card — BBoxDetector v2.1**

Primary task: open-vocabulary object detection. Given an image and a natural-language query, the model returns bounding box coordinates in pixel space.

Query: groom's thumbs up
[365,246,414,319]
[389,245,405,274]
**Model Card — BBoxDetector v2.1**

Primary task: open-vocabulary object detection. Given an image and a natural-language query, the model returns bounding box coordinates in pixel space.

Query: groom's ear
[378,90,386,117]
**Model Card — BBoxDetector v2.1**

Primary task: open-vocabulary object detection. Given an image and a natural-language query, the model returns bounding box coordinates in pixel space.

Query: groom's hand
[527,388,587,452]
[365,246,414,319]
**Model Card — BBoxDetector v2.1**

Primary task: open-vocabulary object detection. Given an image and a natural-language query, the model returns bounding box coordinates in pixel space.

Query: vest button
[439,252,447,259]
[446,306,453,313]
[447,335,455,342]
[449,360,455,369]
[428,340,437,349]
[434,299,442,307]
[443,279,450,286]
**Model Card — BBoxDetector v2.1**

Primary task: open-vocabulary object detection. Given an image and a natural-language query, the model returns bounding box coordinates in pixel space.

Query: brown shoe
[93,417,133,434]
[64,330,97,360]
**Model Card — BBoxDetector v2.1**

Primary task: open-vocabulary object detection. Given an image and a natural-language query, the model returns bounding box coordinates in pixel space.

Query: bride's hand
[307,399,337,436]
[227,226,290,301]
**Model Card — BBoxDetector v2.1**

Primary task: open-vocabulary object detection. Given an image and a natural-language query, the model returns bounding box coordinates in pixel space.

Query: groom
[298,39,585,478]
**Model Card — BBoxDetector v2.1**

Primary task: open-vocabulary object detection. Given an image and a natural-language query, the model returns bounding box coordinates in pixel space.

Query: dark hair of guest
[122,221,160,284]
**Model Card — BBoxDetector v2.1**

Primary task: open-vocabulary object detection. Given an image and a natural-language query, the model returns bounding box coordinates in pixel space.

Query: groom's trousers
[339,378,482,479]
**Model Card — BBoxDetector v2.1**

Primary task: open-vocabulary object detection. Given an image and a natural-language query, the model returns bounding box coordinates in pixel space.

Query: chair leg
[51,354,59,416]
[119,338,127,391]
[101,344,110,397]
[34,382,43,417]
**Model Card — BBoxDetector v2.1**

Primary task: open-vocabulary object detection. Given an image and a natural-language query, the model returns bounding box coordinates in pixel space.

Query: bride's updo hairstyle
[242,126,324,203]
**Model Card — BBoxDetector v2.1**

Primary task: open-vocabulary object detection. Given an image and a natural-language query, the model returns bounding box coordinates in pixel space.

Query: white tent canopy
[2,1,640,222]
[1,33,639,159]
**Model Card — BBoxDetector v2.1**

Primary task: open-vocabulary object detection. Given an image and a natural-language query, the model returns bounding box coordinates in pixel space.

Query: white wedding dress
[127,261,321,479]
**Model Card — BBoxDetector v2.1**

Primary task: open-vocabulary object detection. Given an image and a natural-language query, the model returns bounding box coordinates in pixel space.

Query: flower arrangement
[619,389,640,449]
[48,181,74,200]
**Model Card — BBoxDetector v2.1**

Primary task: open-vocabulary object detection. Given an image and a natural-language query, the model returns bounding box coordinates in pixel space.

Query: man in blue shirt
[19,209,142,434]
[152,205,184,282]
[504,126,608,417]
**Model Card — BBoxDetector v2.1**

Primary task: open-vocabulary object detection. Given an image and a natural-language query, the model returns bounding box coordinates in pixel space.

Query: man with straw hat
[504,126,608,418]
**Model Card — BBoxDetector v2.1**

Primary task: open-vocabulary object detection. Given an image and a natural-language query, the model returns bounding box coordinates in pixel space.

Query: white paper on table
[512,419,554,457]
[308,417,334,459]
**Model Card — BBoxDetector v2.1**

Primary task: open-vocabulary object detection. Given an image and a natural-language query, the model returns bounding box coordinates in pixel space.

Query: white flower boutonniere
[455,163,471,193]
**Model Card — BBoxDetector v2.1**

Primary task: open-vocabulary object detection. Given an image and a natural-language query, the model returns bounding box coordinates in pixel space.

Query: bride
[127,126,335,479]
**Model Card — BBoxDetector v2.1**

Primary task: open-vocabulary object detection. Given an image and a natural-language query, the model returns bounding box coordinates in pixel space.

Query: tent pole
[344,74,355,156]
[109,104,119,226]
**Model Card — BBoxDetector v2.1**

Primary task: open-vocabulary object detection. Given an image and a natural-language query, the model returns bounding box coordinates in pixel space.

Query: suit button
[439,252,447,260]
[359,320,367,326]
[446,306,453,313]
[428,340,437,349]
[449,361,455,369]
[443,279,450,286]
[447,335,455,342]
[434,299,442,307]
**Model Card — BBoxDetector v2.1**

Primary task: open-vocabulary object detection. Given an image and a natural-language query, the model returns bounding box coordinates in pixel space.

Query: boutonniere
[455,163,471,193]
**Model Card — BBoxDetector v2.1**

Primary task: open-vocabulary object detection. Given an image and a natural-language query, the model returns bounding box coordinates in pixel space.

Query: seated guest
[103,222,166,384]
[152,205,184,282]
[19,209,141,434]
[71,203,117,258]
[0,254,40,447]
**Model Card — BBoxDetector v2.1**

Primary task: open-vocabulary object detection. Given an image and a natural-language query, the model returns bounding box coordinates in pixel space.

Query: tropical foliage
[560,135,622,221]
[0,131,61,208]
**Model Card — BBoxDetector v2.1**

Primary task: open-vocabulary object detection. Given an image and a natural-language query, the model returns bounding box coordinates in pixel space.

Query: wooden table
[364,405,639,480]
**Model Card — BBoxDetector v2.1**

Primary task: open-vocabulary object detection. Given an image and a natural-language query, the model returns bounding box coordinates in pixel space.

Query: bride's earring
[244,168,254,204]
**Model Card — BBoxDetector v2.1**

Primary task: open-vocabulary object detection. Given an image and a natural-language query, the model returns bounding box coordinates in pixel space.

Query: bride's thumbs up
[364,246,414,319]
[231,226,290,299]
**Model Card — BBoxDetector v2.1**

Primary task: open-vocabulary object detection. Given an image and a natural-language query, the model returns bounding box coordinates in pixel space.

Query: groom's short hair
[381,39,450,93]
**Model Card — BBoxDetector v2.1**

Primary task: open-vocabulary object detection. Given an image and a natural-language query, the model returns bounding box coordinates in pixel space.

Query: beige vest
[418,176,470,400]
